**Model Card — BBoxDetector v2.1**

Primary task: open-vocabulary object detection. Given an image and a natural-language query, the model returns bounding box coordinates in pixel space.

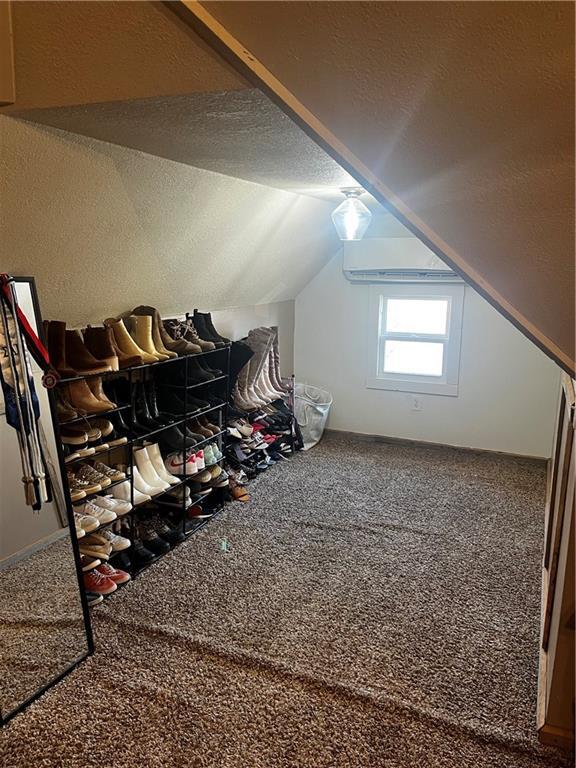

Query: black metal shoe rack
[52,343,231,597]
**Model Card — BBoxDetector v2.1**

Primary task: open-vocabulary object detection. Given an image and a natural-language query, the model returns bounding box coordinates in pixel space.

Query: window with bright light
[367,284,464,396]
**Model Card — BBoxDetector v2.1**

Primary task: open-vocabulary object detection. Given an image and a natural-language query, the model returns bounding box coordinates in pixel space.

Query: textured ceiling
[198,0,575,372]
[15,90,367,204]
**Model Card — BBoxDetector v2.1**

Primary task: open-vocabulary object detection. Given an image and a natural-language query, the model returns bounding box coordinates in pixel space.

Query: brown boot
[83,326,119,371]
[132,306,178,359]
[55,390,78,422]
[184,317,215,352]
[87,377,116,407]
[66,380,114,414]
[46,321,77,378]
[163,319,202,354]
[65,330,111,375]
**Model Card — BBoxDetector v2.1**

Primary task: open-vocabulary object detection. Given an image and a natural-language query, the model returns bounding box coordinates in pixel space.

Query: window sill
[366,377,459,397]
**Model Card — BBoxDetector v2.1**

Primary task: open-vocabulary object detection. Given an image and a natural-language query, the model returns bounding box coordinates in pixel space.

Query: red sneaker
[83,569,117,595]
[96,562,131,585]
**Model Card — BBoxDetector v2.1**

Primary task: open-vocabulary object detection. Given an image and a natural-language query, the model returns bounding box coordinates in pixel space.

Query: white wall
[294,246,561,458]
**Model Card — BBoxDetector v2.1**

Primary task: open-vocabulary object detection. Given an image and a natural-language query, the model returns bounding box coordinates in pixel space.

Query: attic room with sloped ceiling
[0,1,573,766]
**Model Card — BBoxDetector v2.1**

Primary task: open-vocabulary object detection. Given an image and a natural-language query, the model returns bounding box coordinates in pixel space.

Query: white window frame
[366,283,464,396]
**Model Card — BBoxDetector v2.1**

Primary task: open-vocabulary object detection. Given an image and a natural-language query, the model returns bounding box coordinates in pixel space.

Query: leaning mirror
[0,276,92,724]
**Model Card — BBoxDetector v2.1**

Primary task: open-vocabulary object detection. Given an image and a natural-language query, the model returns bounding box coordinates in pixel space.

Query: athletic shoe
[99,529,131,552]
[77,498,117,525]
[73,508,100,533]
[203,445,217,466]
[80,533,112,561]
[75,464,110,492]
[95,562,131,585]
[140,524,170,556]
[80,554,101,572]
[195,450,205,471]
[93,462,125,482]
[66,471,89,501]
[91,494,131,517]
[83,569,117,595]
[151,517,185,546]
[86,592,104,607]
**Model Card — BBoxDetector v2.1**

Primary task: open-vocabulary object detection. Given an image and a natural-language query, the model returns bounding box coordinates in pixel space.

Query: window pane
[385,299,448,335]
[383,340,444,376]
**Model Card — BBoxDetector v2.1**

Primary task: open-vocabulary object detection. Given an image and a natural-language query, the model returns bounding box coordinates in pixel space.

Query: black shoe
[157,390,197,416]
[114,551,132,570]
[159,425,198,451]
[133,542,156,566]
[188,395,211,411]
[142,530,171,556]
[185,356,215,383]
[146,381,174,425]
[183,424,205,442]
[192,314,226,348]
[194,310,231,345]
[153,519,185,546]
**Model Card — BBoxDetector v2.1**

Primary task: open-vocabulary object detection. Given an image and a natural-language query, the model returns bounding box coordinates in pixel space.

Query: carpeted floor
[0,433,572,767]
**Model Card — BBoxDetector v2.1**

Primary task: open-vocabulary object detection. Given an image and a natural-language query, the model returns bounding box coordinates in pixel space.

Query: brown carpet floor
[0,433,572,767]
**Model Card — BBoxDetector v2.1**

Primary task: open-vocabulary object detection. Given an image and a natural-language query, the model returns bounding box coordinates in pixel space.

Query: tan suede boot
[104,318,157,364]
[87,377,116,407]
[67,380,114,414]
[128,315,169,362]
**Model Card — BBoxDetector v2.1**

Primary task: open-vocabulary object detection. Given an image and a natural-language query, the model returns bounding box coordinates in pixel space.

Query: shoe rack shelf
[52,344,233,598]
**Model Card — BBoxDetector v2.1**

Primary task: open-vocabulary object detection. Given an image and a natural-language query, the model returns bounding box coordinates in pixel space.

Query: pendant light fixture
[331,187,372,241]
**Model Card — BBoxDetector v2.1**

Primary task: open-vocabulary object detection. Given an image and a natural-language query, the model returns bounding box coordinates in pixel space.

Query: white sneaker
[91,494,132,517]
[100,529,131,552]
[73,509,100,533]
[195,450,205,470]
[76,499,116,526]
[134,447,170,491]
[145,443,180,485]
[111,480,151,506]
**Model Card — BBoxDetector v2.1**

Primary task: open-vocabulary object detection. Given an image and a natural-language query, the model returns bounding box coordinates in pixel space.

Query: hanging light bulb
[331,188,372,241]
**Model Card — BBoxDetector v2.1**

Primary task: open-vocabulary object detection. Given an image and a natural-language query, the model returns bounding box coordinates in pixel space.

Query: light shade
[331,191,372,241]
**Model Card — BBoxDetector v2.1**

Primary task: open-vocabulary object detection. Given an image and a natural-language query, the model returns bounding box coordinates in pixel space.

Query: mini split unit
[342,238,463,284]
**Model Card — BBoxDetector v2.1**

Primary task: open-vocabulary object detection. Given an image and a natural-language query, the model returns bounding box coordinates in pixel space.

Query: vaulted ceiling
[1,0,573,372]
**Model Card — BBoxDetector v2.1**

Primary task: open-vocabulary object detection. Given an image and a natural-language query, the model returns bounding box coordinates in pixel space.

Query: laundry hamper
[294,383,333,450]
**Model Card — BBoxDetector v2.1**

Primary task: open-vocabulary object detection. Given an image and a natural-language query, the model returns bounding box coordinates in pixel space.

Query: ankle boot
[65,330,111,375]
[191,314,225,348]
[105,318,156,364]
[132,306,178,359]
[106,327,143,369]
[194,310,230,344]
[183,316,215,351]
[83,326,119,371]
[186,356,215,383]
[129,315,169,362]
[163,319,202,355]
[46,321,77,377]
[67,380,114,414]
[87,377,116,407]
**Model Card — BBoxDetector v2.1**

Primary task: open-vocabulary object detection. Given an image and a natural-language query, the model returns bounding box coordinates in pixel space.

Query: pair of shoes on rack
[104,311,176,364]
[67,461,124,502]
[164,441,222,477]
[190,416,220,438]
[162,310,230,355]
[73,494,131,533]
[80,529,131,561]
[44,321,116,377]
[57,377,117,420]
[84,562,131,596]
[130,444,180,502]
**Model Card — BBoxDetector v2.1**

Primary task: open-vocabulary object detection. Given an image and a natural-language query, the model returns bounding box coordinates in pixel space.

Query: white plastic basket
[294,383,333,450]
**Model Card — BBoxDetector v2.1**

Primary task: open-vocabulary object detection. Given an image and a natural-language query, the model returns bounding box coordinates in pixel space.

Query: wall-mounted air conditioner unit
[343,238,463,283]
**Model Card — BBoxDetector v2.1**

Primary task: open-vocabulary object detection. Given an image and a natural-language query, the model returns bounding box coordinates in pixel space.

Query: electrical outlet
[411,395,422,412]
